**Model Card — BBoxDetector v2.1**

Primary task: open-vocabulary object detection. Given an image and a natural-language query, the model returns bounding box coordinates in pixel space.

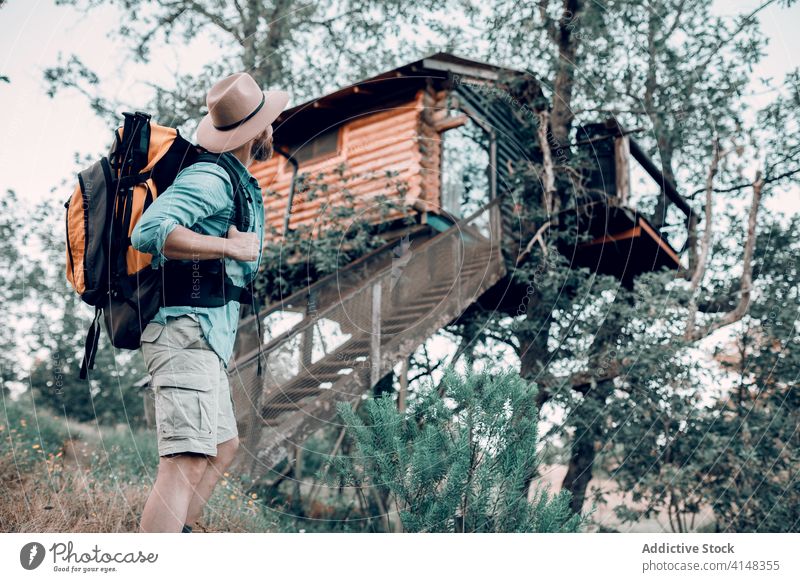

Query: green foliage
[1,393,280,532]
[1,392,69,472]
[691,218,800,533]
[29,344,148,428]
[601,215,800,533]
[254,166,414,303]
[46,0,465,130]
[83,424,160,482]
[326,365,585,532]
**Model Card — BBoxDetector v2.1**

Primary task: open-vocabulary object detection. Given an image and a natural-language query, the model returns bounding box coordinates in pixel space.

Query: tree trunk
[562,419,598,514]
[517,284,560,494]
[561,289,628,512]
[548,0,584,152]
[516,287,554,409]
[649,138,676,228]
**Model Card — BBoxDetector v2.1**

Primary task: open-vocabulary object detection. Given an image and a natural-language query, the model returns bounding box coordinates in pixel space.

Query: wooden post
[398,356,409,413]
[614,135,631,205]
[300,291,317,367]
[412,198,428,225]
[455,230,466,308]
[370,281,382,386]
[491,195,502,247]
[293,443,303,505]
[295,444,303,479]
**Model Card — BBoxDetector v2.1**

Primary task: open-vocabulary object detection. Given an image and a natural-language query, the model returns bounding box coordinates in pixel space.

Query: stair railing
[233,192,507,369]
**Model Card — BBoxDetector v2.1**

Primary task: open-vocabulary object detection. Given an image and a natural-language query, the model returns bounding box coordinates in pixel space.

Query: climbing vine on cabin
[252,162,417,305]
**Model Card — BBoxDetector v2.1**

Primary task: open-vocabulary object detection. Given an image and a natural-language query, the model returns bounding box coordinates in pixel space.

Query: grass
[0,393,280,533]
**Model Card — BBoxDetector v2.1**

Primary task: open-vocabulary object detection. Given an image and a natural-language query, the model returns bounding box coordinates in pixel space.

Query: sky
[0,0,223,202]
[0,0,798,209]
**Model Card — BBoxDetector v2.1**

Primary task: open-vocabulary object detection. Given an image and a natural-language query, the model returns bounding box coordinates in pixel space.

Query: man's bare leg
[184,436,240,528]
[139,453,210,532]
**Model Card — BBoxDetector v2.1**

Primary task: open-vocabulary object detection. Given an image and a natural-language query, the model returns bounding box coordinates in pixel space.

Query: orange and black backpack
[65,111,261,379]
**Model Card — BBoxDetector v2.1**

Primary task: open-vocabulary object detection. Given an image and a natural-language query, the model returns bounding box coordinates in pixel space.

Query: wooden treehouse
[216,53,693,481]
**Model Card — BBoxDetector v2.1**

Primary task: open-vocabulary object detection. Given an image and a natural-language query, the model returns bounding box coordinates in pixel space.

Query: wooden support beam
[637,218,682,266]
[433,114,469,132]
[629,137,693,219]
[580,219,682,267]
[582,226,641,246]
[614,135,630,205]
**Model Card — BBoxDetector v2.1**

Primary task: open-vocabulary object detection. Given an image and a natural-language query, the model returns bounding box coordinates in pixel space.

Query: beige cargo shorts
[140,314,238,457]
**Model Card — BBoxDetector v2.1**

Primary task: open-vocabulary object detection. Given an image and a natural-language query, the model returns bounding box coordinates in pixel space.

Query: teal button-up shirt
[130,152,264,367]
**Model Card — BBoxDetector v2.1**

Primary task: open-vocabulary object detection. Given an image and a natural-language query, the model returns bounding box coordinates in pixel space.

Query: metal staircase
[227,197,506,482]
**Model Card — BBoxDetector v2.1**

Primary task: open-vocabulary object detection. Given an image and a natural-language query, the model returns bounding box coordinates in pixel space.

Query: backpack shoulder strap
[193,152,252,233]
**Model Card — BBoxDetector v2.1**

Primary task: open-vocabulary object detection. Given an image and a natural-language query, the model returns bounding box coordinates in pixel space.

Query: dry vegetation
[0,397,280,533]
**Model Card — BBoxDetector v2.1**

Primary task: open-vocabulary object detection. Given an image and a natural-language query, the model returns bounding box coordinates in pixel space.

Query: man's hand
[223,225,260,262]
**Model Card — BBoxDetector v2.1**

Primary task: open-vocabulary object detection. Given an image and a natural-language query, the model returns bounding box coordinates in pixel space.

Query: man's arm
[163,224,259,262]
[131,164,259,264]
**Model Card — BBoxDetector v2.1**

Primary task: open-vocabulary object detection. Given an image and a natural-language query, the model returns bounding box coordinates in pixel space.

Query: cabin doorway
[440,118,492,236]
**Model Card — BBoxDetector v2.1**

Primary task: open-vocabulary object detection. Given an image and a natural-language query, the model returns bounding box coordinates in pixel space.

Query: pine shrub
[326,365,586,532]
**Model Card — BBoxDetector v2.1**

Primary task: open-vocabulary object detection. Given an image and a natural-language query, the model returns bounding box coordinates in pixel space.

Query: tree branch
[690,165,800,196]
[536,109,556,214]
[688,0,777,70]
[689,171,764,340]
[188,0,244,43]
[685,138,725,339]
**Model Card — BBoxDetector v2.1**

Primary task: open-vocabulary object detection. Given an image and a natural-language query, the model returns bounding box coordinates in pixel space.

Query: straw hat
[196,72,289,153]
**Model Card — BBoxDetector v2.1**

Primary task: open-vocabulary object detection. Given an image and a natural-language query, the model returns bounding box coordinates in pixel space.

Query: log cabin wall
[244,53,552,268]
[250,89,441,242]
[417,86,447,211]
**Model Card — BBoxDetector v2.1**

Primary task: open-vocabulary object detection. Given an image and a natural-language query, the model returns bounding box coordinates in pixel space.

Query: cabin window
[285,126,340,165]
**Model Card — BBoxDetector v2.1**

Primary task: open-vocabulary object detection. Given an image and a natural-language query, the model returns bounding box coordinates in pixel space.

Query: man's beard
[251,137,273,162]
